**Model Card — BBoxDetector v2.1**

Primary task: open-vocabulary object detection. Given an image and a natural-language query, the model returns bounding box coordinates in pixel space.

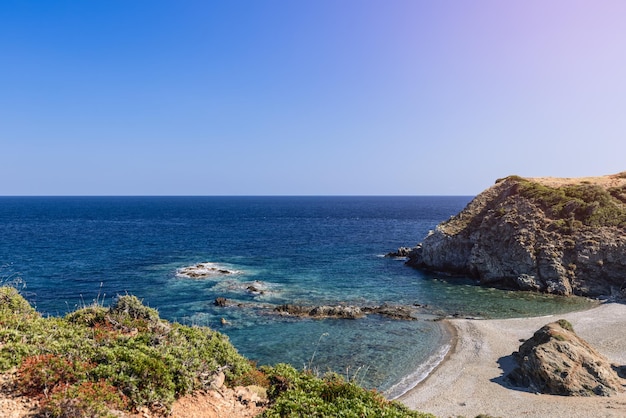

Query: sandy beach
[399,303,626,418]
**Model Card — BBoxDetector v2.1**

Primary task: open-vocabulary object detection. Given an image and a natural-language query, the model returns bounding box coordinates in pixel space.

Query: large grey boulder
[507,320,624,396]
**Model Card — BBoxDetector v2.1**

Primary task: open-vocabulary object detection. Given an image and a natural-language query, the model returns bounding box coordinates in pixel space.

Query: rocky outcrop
[274,304,365,319]
[405,172,626,296]
[272,303,420,320]
[507,320,624,396]
[176,263,239,279]
[385,247,413,258]
[213,297,425,320]
[362,303,418,320]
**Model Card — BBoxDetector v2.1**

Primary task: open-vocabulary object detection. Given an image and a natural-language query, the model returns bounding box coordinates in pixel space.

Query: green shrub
[511,179,626,228]
[557,319,574,332]
[65,306,108,327]
[0,286,38,317]
[261,363,435,418]
[608,185,626,204]
[93,343,176,407]
[0,286,251,414]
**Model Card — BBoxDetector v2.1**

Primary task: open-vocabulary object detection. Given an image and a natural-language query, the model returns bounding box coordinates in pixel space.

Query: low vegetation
[503,176,626,229]
[261,363,431,418]
[0,286,433,417]
[556,318,574,332]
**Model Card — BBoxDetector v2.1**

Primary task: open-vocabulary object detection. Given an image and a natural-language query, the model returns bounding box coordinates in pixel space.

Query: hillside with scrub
[406,172,626,297]
[0,286,433,418]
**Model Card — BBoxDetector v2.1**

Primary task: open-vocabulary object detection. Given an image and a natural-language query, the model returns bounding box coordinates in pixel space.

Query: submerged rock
[507,320,624,396]
[363,304,417,320]
[274,304,365,319]
[273,303,419,320]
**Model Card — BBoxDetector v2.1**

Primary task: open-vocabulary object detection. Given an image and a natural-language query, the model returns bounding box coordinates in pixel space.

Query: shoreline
[386,320,455,400]
[398,302,626,418]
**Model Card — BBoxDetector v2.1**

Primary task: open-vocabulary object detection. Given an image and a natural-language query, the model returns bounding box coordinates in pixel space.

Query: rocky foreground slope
[404,172,626,297]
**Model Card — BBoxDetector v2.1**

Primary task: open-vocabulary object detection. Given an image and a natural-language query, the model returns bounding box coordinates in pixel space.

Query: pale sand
[399,303,626,418]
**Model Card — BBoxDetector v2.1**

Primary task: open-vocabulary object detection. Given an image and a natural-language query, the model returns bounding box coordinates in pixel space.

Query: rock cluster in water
[176,263,239,279]
[273,303,419,320]
[400,172,626,297]
[274,304,365,319]
[214,299,421,321]
[507,320,625,396]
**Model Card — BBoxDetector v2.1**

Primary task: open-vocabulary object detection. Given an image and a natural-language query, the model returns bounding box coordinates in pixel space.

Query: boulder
[507,320,624,396]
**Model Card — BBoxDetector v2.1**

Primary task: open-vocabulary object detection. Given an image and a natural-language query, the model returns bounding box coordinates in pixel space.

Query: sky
[2,0,626,196]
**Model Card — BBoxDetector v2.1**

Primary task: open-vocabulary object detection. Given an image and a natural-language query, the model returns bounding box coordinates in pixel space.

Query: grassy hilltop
[0,286,432,418]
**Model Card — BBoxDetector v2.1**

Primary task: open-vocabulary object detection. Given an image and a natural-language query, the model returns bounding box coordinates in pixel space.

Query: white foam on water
[175,262,243,279]
[384,342,451,400]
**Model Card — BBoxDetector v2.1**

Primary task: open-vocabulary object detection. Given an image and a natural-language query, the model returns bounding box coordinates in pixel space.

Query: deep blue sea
[0,196,595,397]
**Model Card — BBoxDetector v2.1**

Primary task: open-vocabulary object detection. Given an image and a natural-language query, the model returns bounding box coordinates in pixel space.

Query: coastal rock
[385,247,413,258]
[177,263,239,279]
[273,303,420,320]
[507,320,624,396]
[406,172,626,296]
[363,304,417,320]
[245,281,268,295]
[274,304,365,319]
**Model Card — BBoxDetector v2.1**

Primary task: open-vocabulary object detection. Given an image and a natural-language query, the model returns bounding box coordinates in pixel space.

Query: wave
[384,342,451,400]
[213,279,278,296]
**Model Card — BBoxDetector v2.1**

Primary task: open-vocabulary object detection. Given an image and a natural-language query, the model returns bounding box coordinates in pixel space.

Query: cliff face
[407,173,626,297]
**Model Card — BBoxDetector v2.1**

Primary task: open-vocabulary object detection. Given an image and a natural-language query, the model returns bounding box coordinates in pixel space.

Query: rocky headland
[402,172,626,297]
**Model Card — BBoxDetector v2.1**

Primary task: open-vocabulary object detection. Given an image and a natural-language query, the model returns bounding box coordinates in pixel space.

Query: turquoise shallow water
[0,196,596,396]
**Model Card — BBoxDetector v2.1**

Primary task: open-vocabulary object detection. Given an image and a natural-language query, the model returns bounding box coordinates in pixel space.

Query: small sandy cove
[399,303,626,418]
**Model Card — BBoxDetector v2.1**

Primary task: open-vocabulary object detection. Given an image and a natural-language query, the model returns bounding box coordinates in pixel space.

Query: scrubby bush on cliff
[0,288,252,415]
[261,363,434,418]
[510,178,626,228]
[0,286,37,316]
[0,287,434,417]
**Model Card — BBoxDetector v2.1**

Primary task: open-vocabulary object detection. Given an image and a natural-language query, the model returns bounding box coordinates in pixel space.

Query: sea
[0,196,596,398]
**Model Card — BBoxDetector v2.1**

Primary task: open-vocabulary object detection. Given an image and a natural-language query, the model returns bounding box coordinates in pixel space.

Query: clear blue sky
[2,1,626,195]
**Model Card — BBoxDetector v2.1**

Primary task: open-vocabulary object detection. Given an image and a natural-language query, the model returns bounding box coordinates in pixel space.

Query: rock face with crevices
[507,320,624,396]
[405,172,626,297]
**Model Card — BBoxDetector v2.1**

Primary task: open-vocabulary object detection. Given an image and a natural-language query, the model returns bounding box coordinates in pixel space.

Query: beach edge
[398,302,626,418]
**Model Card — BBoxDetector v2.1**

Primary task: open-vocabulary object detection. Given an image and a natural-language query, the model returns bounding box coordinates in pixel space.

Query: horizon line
[0,194,476,198]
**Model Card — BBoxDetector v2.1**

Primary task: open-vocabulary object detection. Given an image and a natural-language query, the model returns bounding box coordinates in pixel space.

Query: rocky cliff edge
[406,172,626,297]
